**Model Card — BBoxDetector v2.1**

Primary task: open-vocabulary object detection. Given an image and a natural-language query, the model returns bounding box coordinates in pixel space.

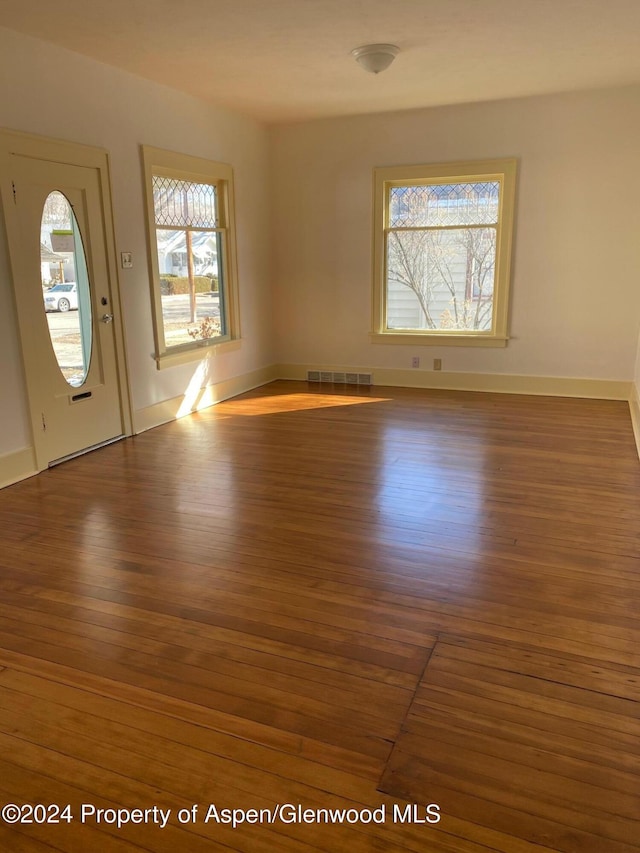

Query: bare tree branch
[386,211,496,331]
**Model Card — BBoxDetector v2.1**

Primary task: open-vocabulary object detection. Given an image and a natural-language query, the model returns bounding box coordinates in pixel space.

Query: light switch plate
[121,252,133,269]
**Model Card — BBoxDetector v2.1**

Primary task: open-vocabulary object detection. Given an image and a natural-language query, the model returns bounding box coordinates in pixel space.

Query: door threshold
[48,435,125,468]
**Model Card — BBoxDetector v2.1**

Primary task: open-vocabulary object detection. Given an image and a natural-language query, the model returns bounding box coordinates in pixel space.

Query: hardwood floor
[0,380,638,852]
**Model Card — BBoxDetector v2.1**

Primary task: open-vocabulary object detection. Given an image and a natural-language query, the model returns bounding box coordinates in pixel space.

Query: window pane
[41,191,93,387]
[386,227,496,331]
[152,176,217,228]
[389,181,499,228]
[155,229,224,348]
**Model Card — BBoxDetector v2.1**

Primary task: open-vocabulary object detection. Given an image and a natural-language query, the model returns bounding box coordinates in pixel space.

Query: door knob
[101,313,114,324]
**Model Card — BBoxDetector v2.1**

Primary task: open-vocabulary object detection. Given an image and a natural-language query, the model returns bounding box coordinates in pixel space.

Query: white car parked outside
[44,283,78,312]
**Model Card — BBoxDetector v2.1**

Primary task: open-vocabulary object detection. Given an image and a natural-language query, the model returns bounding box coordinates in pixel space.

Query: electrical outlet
[433,358,442,371]
[411,357,420,368]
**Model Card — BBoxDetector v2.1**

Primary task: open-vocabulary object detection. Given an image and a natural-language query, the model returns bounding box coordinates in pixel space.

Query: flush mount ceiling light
[351,43,400,74]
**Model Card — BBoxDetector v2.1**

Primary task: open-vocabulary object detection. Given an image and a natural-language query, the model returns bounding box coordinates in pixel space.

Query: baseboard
[276,363,631,401]
[4,367,637,484]
[133,364,279,433]
[629,384,640,461]
[0,446,38,489]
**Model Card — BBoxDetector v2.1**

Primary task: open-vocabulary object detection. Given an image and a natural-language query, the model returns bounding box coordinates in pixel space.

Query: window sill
[154,338,241,370]
[369,332,508,348]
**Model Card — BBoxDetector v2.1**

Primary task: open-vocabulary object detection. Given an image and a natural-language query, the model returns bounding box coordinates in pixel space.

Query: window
[142,146,240,367]
[372,159,517,347]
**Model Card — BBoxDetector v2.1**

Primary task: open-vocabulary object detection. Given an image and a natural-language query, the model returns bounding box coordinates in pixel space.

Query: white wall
[2,27,640,469]
[0,27,273,459]
[632,307,640,456]
[270,86,640,381]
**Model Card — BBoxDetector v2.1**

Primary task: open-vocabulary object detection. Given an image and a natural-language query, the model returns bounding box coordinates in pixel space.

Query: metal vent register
[307,371,372,385]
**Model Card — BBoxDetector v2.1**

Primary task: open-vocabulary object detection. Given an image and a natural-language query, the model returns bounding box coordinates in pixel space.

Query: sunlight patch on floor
[217,392,391,416]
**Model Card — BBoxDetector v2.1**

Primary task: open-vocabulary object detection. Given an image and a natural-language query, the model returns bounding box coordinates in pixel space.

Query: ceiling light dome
[351,43,400,74]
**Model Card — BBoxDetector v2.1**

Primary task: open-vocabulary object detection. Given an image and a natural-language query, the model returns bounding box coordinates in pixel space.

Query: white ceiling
[3,0,640,124]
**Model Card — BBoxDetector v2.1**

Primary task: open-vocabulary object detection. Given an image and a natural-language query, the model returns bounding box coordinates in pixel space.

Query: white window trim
[371,158,517,347]
[141,145,241,369]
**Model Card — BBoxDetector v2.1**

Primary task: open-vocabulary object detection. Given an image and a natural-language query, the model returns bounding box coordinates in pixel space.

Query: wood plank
[381,631,640,852]
[1,382,639,851]
[433,635,640,699]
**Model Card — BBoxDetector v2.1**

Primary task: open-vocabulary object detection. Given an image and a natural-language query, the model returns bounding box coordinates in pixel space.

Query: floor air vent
[307,370,372,385]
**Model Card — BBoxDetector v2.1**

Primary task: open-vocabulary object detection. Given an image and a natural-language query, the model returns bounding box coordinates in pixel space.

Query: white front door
[1,132,130,468]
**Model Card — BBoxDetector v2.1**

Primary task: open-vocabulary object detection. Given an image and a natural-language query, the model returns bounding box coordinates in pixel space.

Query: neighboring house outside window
[142,146,240,368]
[372,159,517,347]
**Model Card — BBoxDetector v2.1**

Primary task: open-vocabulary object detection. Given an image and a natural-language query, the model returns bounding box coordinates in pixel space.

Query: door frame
[0,129,133,470]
